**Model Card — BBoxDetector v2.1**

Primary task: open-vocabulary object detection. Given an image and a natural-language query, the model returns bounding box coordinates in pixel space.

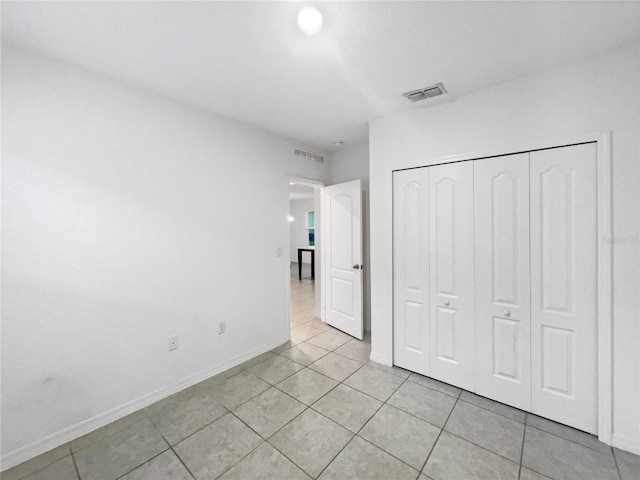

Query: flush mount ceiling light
[334,141,344,146]
[297,6,323,36]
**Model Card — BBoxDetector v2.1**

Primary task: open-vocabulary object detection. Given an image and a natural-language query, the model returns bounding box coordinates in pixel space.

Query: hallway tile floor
[3,263,638,479]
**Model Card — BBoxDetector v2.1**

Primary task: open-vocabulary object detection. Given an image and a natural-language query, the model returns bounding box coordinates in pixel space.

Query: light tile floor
[3,263,639,480]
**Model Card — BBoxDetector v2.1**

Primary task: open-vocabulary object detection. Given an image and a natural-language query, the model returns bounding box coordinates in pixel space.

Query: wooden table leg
[311,250,315,280]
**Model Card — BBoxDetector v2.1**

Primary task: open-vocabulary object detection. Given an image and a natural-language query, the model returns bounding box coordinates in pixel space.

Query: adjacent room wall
[369,43,640,453]
[289,198,315,264]
[0,46,331,466]
[330,143,371,332]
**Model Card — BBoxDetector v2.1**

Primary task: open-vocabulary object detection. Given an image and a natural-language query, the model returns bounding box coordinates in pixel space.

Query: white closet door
[393,168,430,375]
[530,143,598,434]
[474,153,531,410]
[429,161,475,390]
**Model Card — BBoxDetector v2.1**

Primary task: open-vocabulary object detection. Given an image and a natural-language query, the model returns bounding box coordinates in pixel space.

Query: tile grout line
[407,375,526,421]
[354,435,423,477]
[70,450,82,480]
[210,412,289,479]
[264,421,319,479]
[231,338,370,444]
[140,416,198,480]
[408,375,613,459]
[351,373,429,476]
[451,393,526,423]
[523,422,616,456]
[288,342,365,478]
[383,393,460,433]
[310,429,356,478]
[442,429,523,467]
[168,445,197,480]
[113,448,170,480]
[271,366,340,401]
[141,414,197,480]
[225,343,366,478]
[259,376,360,480]
[221,269,322,475]
[517,413,528,480]
[312,368,444,478]
[235,388,313,441]
[289,366,416,478]
[610,445,624,480]
[266,411,350,480]
[145,400,233,453]
[417,389,462,478]
[262,346,393,479]
[4,451,77,480]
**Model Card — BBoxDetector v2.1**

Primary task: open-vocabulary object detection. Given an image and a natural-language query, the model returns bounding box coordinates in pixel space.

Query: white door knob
[444,300,450,306]
[504,310,511,317]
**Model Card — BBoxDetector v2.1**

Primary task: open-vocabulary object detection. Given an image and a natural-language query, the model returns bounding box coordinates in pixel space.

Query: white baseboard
[1,335,289,471]
[369,351,391,366]
[612,431,640,455]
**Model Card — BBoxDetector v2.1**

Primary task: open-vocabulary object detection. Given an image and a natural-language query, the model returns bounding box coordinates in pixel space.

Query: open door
[323,180,364,340]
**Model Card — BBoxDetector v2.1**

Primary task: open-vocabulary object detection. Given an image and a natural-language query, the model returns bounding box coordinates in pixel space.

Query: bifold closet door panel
[393,168,430,375]
[428,161,475,391]
[530,143,598,434]
[474,153,532,411]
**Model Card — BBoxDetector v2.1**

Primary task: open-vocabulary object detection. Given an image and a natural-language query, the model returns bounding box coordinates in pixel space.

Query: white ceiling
[2,1,639,151]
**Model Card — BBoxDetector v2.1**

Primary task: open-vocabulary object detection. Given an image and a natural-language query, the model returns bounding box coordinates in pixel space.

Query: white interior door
[429,161,475,391]
[530,143,598,434]
[324,179,363,340]
[474,153,532,410]
[393,168,430,375]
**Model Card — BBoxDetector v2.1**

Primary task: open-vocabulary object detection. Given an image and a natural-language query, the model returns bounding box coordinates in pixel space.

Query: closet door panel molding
[474,153,531,410]
[530,143,598,434]
[428,161,475,391]
[393,168,430,376]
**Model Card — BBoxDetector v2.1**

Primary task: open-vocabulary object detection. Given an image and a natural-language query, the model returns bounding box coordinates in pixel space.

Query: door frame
[389,131,613,444]
[286,176,326,332]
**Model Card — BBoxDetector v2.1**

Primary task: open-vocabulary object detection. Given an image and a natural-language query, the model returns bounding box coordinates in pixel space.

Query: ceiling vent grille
[403,82,447,102]
[294,149,324,164]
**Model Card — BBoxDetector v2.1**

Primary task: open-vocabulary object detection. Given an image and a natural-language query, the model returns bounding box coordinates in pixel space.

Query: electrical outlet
[217,322,226,335]
[168,336,178,351]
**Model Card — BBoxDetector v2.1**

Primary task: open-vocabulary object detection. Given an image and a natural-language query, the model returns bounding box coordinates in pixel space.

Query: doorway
[286,176,366,344]
[288,180,323,339]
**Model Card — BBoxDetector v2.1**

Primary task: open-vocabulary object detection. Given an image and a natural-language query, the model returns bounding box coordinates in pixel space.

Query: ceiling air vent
[403,82,447,102]
[294,148,324,164]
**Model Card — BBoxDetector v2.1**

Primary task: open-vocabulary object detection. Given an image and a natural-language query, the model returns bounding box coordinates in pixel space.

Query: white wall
[369,43,640,453]
[330,144,369,188]
[330,143,371,331]
[289,198,315,264]
[0,46,331,466]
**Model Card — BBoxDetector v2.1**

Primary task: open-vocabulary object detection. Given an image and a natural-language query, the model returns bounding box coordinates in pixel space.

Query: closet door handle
[504,310,511,317]
[352,264,361,270]
[443,300,450,307]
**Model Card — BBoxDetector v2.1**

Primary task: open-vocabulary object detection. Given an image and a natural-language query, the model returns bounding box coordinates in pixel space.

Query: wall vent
[403,82,447,102]
[294,148,324,164]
